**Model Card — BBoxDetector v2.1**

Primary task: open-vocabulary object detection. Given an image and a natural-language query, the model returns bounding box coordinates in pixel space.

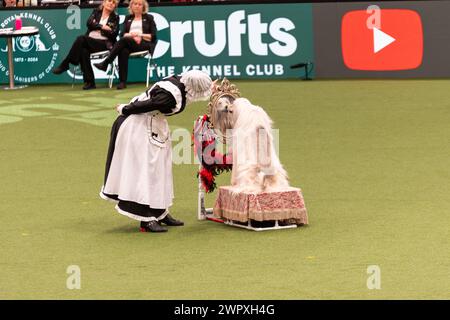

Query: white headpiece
[180,70,212,104]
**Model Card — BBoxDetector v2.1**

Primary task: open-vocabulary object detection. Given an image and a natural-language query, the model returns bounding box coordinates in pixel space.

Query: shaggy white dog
[210,96,290,193]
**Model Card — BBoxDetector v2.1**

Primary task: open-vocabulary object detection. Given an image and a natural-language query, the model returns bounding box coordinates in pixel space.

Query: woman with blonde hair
[95,0,157,90]
[52,0,120,90]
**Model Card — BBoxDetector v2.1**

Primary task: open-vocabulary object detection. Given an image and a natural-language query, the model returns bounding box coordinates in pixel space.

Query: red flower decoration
[193,115,233,193]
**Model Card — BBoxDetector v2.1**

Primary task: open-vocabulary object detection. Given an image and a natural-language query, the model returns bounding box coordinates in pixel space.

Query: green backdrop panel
[0,3,314,84]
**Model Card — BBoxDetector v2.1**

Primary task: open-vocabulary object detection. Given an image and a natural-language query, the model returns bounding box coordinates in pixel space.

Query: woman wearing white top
[52,0,120,90]
[95,0,157,90]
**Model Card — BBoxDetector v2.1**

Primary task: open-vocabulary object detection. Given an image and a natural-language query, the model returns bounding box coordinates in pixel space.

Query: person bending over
[100,70,213,232]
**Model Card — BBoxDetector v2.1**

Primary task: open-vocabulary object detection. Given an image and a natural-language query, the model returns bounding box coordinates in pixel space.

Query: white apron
[103,112,174,209]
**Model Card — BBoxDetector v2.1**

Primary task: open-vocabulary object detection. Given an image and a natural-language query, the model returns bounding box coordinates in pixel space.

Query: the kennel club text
[151,64,284,78]
[174,304,276,317]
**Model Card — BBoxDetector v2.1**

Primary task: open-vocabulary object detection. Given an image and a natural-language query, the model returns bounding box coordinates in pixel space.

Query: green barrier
[0,3,314,84]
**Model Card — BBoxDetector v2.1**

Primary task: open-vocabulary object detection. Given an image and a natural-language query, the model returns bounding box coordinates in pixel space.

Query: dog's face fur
[210,95,237,137]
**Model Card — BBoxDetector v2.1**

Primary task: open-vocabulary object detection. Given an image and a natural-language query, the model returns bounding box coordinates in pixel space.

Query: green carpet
[0,80,449,299]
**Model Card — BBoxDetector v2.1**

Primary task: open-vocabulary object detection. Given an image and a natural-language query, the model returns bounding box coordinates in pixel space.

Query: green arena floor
[0,80,449,299]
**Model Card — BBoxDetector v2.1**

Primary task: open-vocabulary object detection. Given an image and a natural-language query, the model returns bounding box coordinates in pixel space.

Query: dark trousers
[104,37,154,83]
[62,35,108,83]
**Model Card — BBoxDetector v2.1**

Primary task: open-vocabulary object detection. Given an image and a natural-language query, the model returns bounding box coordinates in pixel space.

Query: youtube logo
[341,9,423,71]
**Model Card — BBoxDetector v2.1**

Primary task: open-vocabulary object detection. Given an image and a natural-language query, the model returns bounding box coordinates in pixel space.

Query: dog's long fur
[211,97,289,193]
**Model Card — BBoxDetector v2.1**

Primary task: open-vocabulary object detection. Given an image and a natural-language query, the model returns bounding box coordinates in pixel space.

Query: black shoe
[82,82,96,90]
[160,213,184,226]
[140,221,167,233]
[116,82,127,90]
[94,61,108,72]
[52,65,69,75]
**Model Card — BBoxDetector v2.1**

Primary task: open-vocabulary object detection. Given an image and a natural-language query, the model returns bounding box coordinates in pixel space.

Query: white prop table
[198,174,308,231]
[213,186,308,231]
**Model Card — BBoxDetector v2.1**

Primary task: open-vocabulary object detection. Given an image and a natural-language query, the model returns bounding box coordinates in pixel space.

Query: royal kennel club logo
[0,12,59,83]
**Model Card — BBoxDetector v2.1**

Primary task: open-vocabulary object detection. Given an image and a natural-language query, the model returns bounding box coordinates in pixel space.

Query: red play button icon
[341,9,423,71]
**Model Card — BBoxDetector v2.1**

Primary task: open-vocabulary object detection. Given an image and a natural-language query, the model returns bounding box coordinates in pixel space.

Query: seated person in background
[3,0,17,7]
[52,0,119,90]
[94,0,157,90]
